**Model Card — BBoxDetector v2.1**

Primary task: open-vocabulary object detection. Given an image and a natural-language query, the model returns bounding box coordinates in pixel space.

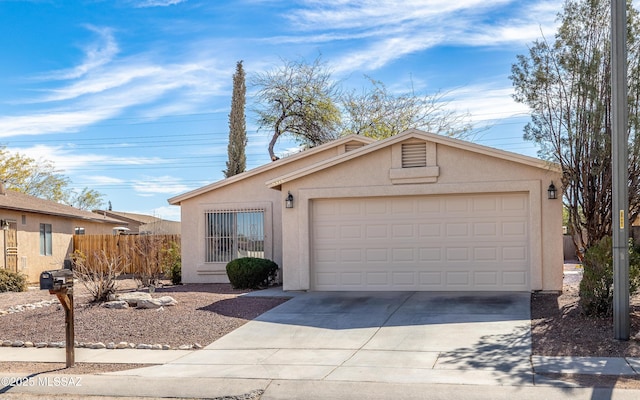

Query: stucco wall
[178,143,353,284]
[0,210,119,283]
[278,140,563,292]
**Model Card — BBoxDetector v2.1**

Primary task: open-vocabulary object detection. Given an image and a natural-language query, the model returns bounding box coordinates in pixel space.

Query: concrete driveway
[111,291,533,385]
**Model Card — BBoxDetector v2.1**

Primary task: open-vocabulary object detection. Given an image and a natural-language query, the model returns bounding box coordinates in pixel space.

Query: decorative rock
[102,300,129,309]
[2,340,12,347]
[0,310,7,316]
[136,299,163,309]
[151,344,163,350]
[112,292,153,307]
[106,342,116,349]
[50,341,65,348]
[128,343,136,349]
[12,340,24,347]
[136,343,152,350]
[90,342,106,349]
[162,344,171,350]
[35,342,47,348]
[157,296,178,306]
[178,344,192,350]
[137,295,178,309]
[116,342,129,349]
[193,343,203,349]
[24,341,34,348]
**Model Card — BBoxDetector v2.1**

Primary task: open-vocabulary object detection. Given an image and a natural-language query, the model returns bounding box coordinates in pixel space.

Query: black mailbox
[40,271,54,290]
[40,269,74,291]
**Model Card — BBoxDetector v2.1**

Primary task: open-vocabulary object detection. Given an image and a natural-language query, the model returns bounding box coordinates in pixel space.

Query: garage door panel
[311,194,529,291]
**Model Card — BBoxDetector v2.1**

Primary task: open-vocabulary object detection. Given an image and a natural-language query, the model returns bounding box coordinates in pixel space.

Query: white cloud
[281,0,559,73]
[131,0,187,7]
[3,29,228,137]
[6,144,165,172]
[150,205,181,221]
[37,26,119,81]
[132,175,193,195]
[443,83,531,123]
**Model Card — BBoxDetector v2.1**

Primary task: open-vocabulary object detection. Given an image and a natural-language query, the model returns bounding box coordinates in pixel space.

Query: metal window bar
[205,209,265,263]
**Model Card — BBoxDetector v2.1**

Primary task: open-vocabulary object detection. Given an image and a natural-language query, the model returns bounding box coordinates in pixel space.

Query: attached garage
[269,129,563,293]
[311,193,530,291]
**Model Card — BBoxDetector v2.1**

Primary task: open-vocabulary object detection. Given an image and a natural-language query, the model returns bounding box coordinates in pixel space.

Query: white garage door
[311,193,529,291]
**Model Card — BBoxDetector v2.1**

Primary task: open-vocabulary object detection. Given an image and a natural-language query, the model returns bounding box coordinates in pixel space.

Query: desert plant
[0,269,27,293]
[161,241,181,285]
[579,237,640,316]
[131,235,166,289]
[71,249,127,303]
[226,257,278,289]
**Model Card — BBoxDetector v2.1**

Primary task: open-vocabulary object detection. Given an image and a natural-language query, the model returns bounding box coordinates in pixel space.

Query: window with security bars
[205,209,265,263]
[401,142,427,168]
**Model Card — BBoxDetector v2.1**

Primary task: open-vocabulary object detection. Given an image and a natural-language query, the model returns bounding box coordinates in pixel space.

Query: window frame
[39,223,52,256]
[204,208,266,263]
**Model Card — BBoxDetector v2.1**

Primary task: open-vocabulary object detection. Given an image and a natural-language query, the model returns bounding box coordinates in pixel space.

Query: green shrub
[579,237,640,316]
[0,269,27,293]
[225,257,278,289]
[161,241,182,285]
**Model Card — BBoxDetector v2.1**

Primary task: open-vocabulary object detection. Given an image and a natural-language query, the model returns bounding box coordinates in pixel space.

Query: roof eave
[266,129,561,188]
[168,134,375,204]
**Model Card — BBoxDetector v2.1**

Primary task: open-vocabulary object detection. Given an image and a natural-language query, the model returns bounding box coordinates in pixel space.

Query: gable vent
[401,143,427,168]
[345,143,365,152]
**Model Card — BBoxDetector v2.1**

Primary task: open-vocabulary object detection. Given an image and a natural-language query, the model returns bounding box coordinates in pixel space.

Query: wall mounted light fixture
[285,192,294,209]
[0,219,9,230]
[548,182,558,200]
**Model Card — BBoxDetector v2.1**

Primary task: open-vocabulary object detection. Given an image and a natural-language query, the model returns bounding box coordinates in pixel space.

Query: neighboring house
[139,220,181,235]
[91,210,179,235]
[169,129,563,292]
[0,185,124,283]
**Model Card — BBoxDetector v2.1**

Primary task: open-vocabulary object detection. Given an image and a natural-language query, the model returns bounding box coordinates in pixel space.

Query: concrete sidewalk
[2,287,640,399]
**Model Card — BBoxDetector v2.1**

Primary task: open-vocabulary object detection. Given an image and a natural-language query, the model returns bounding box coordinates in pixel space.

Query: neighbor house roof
[267,129,562,189]
[0,189,123,225]
[168,134,375,205]
[92,210,161,225]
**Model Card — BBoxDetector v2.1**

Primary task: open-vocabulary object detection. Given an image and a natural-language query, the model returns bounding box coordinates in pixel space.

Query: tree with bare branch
[511,0,640,256]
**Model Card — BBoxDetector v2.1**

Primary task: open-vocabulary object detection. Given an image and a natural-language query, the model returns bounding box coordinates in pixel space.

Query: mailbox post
[40,268,75,368]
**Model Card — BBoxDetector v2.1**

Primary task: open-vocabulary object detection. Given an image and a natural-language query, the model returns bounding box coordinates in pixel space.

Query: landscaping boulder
[102,300,129,309]
[109,292,153,307]
[137,296,178,309]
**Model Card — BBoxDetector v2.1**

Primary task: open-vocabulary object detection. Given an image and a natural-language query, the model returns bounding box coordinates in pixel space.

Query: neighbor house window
[39,223,52,256]
[74,227,85,235]
[205,209,265,263]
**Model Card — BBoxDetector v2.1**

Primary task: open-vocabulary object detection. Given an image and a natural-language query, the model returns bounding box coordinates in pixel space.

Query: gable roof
[167,134,375,205]
[92,210,161,224]
[0,189,123,225]
[267,129,561,189]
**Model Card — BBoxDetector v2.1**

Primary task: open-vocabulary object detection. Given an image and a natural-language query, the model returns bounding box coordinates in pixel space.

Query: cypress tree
[224,61,247,177]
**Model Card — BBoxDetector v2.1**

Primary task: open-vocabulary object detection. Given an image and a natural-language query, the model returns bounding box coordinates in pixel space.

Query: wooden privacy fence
[72,234,180,275]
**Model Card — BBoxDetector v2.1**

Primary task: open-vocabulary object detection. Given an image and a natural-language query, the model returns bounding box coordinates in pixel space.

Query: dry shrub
[71,250,128,303]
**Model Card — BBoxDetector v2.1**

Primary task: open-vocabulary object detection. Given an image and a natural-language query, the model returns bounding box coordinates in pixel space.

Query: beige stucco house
[169,129,563,292]
[0,186,124,283]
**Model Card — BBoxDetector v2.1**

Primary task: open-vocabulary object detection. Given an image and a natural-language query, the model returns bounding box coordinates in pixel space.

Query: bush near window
[0,269,27,293]
[225,257,278,289]
[579,236,640,317]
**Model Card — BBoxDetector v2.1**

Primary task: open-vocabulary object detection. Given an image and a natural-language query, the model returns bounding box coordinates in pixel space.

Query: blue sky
[0,0,561,221]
